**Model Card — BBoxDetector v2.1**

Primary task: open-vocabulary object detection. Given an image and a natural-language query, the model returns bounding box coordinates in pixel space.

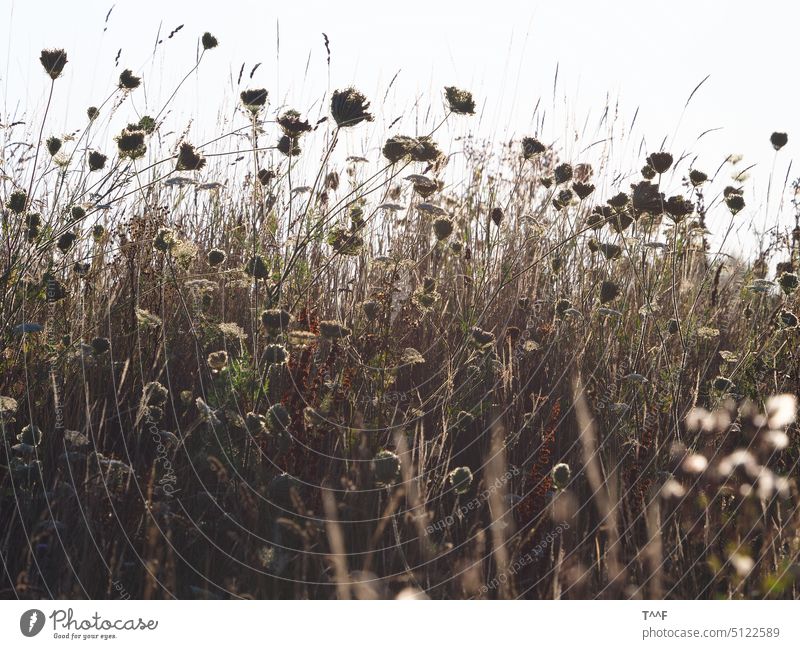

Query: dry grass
[1,34,800,600]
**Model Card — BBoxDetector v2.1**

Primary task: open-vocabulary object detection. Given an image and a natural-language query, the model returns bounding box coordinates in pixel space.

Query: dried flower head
[263,344,288,365]
[521,137,546,159]
[551,462,571,490]
[46,136,62,156]
[410,137,442,163]
[207,249,226,267]
[277,135,301,157]
[778,272,799,294]
[91,337,111,354]
[87,106,99,120]
[6,190,27,214]
[277,109,312,138]
[646,151,673,174]
[40,49,67,80]
[118,69,141,90]
[57,232,77,253]
[490,207,504,226]
[201,32,218,50]
[664,195,694,222]
[240,88,268,112]
[641,164,656,180]
[207,350,228,371]
[154,227,176,252]
[244,255,269,279]
[448,466,474,494]
[433,217,454,240]
[330,87,373,128]
[115,128,146,159]
[554,163,573,185]
[261,309,291,332]
[373,449,400,485]
[471,326,495,347]
[319,320,351,339]
[383,135,417,163]
[600,280,620,304]
[257,168,276,186]
[176,142,206,171]
[726,193,745,215]
[770,132,788,151]
[572,182,595,200]
[444,86,475,115]
[689,169,707,186]
[88,150,107,171]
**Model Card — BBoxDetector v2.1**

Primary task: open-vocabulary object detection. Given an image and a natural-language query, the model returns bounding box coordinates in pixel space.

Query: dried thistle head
[118,69,141,90]
[39,49,67,80]
[176,142,206,171]
[330,87,373,128]
[444,86,475,115]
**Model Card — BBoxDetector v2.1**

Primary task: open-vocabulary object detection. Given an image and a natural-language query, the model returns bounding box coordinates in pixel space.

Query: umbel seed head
[6,189,27,214]
[87,151,107,171]
[46,136,62,156]
[176,142,206,171]
[646,151,673,174]
[521,137,546,160]
[444,86,475,115]
[240,88,268,112]
[40,49,67,80]
[201,32,218,50]
[330,87,373,128]
[277,110,312,138]
[770,132,788,151]
[118,69,141,90]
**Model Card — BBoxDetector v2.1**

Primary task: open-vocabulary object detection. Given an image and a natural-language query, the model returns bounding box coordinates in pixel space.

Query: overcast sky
[2,0,798,251]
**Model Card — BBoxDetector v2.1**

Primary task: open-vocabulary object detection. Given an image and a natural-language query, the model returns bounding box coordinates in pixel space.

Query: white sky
[2,0,798,251]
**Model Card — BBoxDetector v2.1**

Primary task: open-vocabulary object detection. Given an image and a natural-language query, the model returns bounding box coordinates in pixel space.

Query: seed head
[490,206,504,226]
[641,164,656,180]
[725,193,745,215]
[240,88,268,112]
[57,232,77,253]
[88,151,107,171]
[176,142,206,171]
[330,87,373,128]
[433,217,454,240]
[383,135,417,163]
[244,255,269,279]
[91,337,111,354]
[770,132,788,151]
[47,136,62,156]
[553,163,573,185]
[115,128,146,160]
[39,49,67,80]
[277,135,301,157]
[263,344,288,364]
[778,272,799,295]
[600,280,620,304]
[118,69,141,90]
[258,168,276,185]
[646,151,673,174]
[207,249,226,267]
[373,449,400,485]
[87,106,99,121]
[277,109,312,138]
[261,309,292,332]
[6,190,27,214]
[551,463,571,490]
[521,137,546,159]
[154,227,176,252]
[689,169,707,186]
[572,182,595,200]
[448,466,474,494]
[207,350,228,371]
[444,86,475,115]
[319,320,351,339]
[201,32,218,50]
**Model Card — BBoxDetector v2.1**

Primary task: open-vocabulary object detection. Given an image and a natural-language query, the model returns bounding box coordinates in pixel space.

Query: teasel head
[330,87,373,128]
[176,142,206,171]
[646,151,673,174]
[521,137,546,160]
[39,49,67,80]
[770,132,788,151]
[277,109,312,138]
[240,88,268,113]
[444,86,475,115]
[88,150,107,171]
[46,136,62,156]
[118,69,141,90]
[201,32,218,50]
